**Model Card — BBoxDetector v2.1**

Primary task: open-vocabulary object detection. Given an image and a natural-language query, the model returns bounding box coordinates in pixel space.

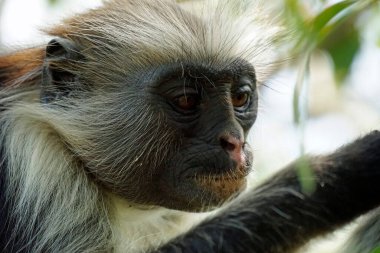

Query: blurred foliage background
[280,0,380,194]
[283,0,379,127]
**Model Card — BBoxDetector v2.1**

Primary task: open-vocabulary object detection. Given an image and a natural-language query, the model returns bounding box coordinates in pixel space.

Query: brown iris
[232,92,249,108]
[176,95,198,111]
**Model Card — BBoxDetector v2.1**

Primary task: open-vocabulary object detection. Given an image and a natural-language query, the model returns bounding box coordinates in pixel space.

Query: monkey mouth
[192,173,247,181]
[190,164,251,182]
[190,168,249,201]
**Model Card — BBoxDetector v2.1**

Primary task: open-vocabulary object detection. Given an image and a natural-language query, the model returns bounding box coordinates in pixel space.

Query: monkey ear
[41,38,83,103]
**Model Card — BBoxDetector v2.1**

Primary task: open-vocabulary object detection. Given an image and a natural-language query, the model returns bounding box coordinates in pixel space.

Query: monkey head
[40,0,261,212]
[151,62,257,211]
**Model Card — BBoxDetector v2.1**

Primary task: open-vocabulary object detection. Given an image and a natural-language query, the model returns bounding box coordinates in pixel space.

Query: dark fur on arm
[155,131,380,253]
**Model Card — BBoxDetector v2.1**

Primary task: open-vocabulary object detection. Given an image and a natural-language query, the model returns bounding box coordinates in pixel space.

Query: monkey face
[147,61,258,211]
[67,61,257,212]
[39,0,261,212]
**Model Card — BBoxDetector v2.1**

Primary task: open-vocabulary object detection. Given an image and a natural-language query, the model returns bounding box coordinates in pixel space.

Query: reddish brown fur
[0,48,45,87]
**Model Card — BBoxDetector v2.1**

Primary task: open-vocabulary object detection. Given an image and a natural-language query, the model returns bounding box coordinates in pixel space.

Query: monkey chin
[194,174,248,206]
[172,173,248,212]
[157,165,250,212]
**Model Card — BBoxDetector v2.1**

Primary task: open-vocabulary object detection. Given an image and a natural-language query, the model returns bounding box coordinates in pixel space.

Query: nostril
[220,134,245,166]
[220,135,243,153]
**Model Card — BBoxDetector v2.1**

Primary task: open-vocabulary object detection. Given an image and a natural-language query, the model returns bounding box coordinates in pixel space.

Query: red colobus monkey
[0,0,379,252]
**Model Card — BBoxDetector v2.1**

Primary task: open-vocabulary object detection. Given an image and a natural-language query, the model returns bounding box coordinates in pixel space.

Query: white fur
[0,100,208,252]
[108,195,208,253]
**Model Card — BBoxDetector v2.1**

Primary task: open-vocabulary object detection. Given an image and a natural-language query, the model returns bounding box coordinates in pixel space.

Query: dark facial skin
[149,61,258,211]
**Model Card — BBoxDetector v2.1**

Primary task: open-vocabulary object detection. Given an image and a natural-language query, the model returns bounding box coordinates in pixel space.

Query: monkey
[0,0,379,252]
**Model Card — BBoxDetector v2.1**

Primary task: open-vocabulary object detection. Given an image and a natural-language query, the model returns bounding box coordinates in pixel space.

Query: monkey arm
[154,130,380,253]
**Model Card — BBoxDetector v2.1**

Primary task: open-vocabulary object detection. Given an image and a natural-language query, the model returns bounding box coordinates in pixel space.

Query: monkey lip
[188,166,250,182]
[190,167,248,189]
[189,171,248,202]
[191,173,247,181]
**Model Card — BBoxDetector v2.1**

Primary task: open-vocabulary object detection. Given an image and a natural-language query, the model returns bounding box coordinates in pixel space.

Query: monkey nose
[220,135,246,166]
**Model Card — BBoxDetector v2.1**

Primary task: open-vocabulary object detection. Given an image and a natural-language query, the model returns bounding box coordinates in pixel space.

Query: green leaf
[317,0,375,44]
[312,1,355,33]
[48,0,60,6]
[285,0,309,33]
[370,247,380,253]
[296,156,316,195]
[323,25,360,83]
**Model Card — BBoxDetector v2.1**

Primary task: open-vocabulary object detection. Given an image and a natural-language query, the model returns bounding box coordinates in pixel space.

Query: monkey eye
[231,80,253,110]
[232,92,250,108]
[174,94,200,111]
